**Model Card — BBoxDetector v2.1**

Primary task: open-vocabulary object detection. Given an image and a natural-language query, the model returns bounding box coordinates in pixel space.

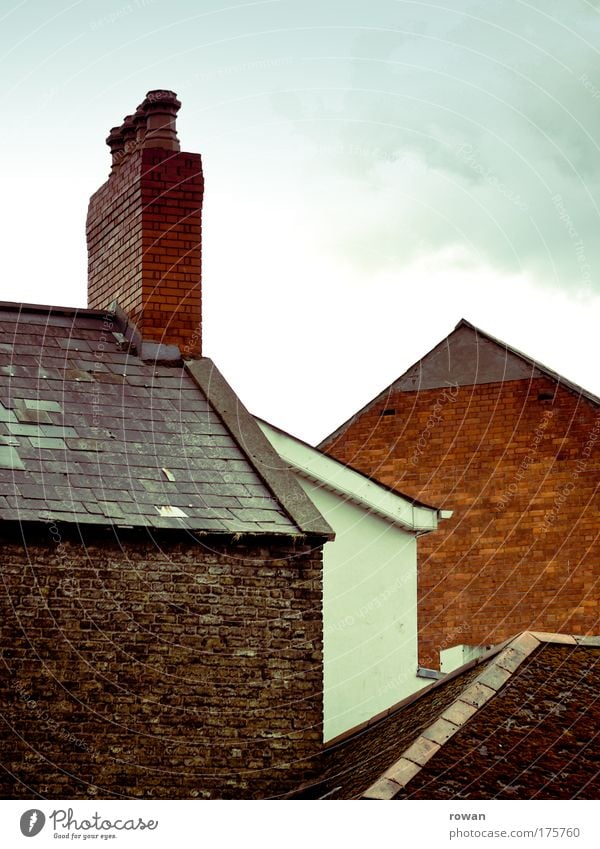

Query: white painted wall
[298,479,429,739]
[440,644,491,674]
[258,421,437,741]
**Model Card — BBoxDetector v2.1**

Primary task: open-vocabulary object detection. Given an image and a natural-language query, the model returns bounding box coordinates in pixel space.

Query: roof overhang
[259,419,446,533]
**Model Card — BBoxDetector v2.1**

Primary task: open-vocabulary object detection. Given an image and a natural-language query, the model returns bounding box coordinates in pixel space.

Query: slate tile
[0,446,25,470]
[54,486,95,501]
[232,508,287,523]
[57,338,93,352]
[97,501,126,518]
[17,484,60,500]
[0,405,17,423]
[8,423,45,437]
[40,425,78,438]
[29,437,68,450]
[97,488,133,502]
[21,399,63,413]
[14,408,53,424]
[66,438,104,452]
[62,369,95,383]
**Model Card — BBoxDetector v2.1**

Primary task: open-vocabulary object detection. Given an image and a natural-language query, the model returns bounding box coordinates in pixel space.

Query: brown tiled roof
[296,632,600,799]
[0,303,331,535]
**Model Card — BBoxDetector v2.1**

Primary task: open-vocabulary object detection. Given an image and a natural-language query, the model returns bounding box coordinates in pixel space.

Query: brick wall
[87,146,203,357]
[0,528,323,798]
[322,377,599,668]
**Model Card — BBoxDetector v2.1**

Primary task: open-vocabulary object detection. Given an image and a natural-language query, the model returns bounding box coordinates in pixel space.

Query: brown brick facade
[87,146,203,357]
[322,377,599,668]
[0,528,323,798]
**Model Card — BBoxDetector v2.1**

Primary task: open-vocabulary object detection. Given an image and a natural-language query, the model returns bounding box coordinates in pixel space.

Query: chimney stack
[86,90,203,357]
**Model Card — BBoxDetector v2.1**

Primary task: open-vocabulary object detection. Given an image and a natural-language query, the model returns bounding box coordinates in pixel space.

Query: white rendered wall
[294,478,427,741]
[440,644,490,674]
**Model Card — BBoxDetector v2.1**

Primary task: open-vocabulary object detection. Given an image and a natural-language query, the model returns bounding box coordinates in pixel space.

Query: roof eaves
[185,359,335,539]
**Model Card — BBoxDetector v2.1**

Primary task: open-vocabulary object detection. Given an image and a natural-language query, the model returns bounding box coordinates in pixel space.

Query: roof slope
[0,303,330,535]
[320,318,599,447]
[297,632,600,800]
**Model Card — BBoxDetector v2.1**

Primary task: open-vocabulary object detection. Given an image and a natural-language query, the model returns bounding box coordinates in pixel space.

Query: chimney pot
[133,105,147,147]
[142,89,181,151]
[106,126,125,174]
[121,114,137,155]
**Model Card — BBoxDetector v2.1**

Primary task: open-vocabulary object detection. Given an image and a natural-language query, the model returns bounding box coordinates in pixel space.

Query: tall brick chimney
[86,90,203,357]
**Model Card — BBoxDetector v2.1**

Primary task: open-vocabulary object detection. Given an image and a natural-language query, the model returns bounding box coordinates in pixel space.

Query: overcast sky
[1,0,599,442]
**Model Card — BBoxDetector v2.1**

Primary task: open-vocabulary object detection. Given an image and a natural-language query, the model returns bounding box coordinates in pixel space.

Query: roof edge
[0,300,107,318]
[455,319,599,407]
[258,417,443,517]
[185,359,335,539]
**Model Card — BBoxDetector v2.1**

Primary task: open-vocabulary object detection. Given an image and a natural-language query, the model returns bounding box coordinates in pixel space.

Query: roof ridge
[319,319,598,448]
[185,360,334,538]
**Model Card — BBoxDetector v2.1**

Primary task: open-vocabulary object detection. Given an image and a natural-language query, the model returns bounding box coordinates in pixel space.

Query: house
[294,631,600,799]
[320,320,600,670]
[258,419,449,741]
[0,91,334,799]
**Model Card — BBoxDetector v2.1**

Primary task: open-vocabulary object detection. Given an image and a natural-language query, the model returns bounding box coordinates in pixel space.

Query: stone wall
[0,527,323,798]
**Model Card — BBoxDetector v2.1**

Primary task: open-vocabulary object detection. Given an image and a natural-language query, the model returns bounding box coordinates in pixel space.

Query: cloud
[270,0,600,296]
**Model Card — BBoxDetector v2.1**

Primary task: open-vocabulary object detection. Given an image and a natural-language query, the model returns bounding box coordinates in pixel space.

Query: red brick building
[320,320,599,669]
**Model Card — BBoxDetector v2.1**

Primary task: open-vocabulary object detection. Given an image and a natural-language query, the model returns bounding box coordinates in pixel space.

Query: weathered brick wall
[86,147,203,357]
[0,528,323,798]
[322,378,599,668]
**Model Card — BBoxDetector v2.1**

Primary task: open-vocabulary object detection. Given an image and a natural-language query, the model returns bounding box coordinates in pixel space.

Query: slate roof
[295,632,600,799]
[0,302,331,535]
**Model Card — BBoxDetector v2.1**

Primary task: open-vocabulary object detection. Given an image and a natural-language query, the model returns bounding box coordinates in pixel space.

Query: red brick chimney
[86,90,203,357]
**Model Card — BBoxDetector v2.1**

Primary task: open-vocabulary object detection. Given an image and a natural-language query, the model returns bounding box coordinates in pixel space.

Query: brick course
[322,377,599,668]
[0,528,323,798]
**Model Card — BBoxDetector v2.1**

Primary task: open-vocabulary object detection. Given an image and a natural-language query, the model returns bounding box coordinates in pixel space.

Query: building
[320,320,599,669]
[295,632,600,799]
[258,419,448,740]
[0,91,333,799]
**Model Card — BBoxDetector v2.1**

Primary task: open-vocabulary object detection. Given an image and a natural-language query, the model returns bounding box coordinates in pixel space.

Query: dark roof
[296,632,600,800]
[0,302,332,536]
[319,318,599,448]
[456,319,599,407]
